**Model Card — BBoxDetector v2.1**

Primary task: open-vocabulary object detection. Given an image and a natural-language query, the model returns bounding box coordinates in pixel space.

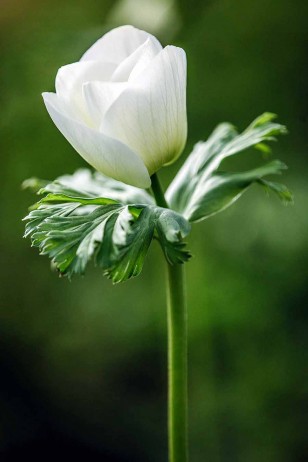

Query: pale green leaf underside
[23,173,191,283]
[166,113,293,222]
[23,168,154,205]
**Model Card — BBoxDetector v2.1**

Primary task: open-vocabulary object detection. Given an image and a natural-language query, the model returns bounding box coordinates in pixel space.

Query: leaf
[28,204,123,275]
[166,113,292,222]
[38,193,118,207]
[258,179,294,205]
[24,168,154,205]
[24,203,80,238]
[104,205,191,282]
[24,178,192,282]
[104,207,156,283]
[156,209,191,264]
[183,160,292,222]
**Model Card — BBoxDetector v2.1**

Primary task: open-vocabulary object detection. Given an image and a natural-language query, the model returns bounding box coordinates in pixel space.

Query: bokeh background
[1,0,307,460]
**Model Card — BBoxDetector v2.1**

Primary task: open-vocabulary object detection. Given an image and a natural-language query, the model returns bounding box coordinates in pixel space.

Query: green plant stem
[151,173,169,208]
[151,173,188,462]
[166,262,188,462]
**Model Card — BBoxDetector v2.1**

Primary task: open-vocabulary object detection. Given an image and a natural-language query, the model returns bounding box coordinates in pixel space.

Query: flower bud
[43,25,187,188]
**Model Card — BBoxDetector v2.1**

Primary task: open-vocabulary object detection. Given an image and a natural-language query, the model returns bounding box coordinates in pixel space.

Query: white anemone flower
[43,25,187,188]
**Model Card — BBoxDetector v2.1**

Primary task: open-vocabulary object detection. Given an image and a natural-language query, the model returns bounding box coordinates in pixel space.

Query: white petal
[55,61,116,122]
[80,25,161,64]
[102,46,187,175]
[42,92,151,188]
[111,37,162,82]
[82,81,127,127]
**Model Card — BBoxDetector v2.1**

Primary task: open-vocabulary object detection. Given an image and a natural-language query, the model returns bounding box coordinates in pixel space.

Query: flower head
[43,25,187,188]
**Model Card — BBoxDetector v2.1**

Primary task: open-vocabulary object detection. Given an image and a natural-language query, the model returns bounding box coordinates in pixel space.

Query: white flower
[43,25,187,188]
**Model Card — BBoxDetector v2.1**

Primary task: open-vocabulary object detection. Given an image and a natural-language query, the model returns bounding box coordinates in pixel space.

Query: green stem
[166,262,188,462]
[151,173,169,208]
[151,173,188,462]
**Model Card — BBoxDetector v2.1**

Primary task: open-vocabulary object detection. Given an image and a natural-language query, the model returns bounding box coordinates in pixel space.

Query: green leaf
[28,204,123,275]
[156,209,191,264]
[38,193,118,207]
[24,168,154,205]
[104,207,156,283]
[166,113,292,222]
[24,175,191,282]
[24,203,80,237]
[258,179,294,205]
[183,160,292,222]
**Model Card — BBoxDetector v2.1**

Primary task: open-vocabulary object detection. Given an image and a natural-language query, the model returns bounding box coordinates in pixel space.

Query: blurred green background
[1,0,307,460]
